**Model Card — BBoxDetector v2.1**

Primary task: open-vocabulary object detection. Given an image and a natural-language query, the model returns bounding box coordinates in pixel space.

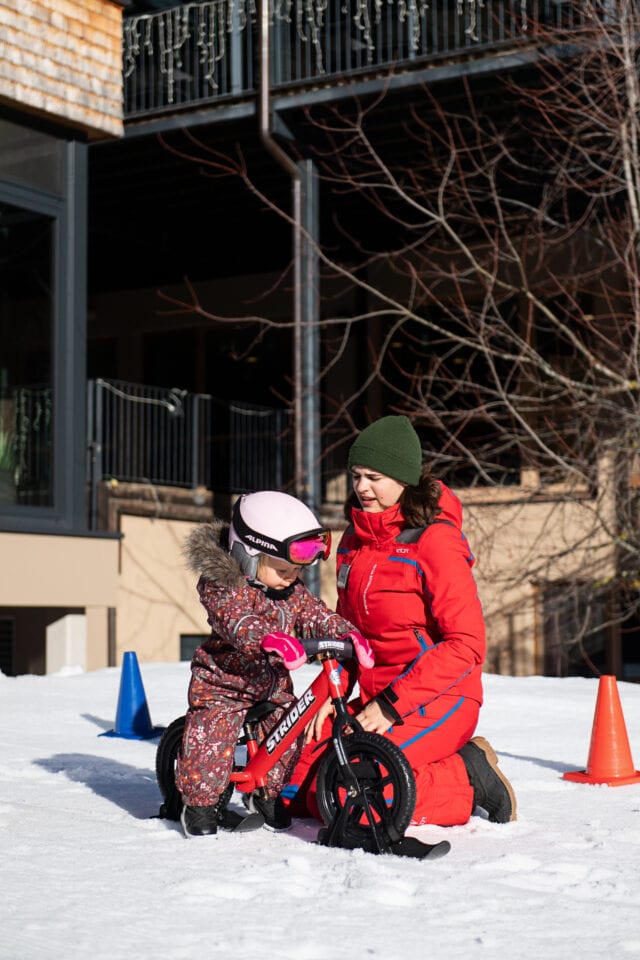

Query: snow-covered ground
[2,660,640,960]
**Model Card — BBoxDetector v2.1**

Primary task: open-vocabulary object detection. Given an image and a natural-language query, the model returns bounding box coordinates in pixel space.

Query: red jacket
[335,484,485,719]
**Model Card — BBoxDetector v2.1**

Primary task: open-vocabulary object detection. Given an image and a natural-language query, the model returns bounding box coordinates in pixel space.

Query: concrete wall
[0,531,119,672]
[115,513,341,667]
[115,514,206,664]
[465,498,612,676]
[46,612,87,673]
[1,482,613,676]
[0,0,125,138]
[109,473,615,677]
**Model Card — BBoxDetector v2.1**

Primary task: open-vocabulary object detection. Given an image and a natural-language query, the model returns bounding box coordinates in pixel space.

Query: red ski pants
[282,693,478,826]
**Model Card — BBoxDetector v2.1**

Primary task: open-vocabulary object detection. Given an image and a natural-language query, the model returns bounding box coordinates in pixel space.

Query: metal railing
[123,0,257,114]
[86,378,293,526]
[124,0,585,118]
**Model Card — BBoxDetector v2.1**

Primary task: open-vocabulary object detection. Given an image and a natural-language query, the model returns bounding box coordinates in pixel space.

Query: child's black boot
[245,793,292,831]
[181,800,264,837]
[181,804,219,838]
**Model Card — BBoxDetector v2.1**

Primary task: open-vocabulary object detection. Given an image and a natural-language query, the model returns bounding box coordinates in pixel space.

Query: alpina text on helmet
[245,534,278,552]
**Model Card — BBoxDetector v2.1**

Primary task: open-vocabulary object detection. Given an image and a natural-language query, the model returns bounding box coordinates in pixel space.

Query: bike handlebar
[300,637,354,662]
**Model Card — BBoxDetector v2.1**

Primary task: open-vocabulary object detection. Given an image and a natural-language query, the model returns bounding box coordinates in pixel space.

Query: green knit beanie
[347,415,422,486]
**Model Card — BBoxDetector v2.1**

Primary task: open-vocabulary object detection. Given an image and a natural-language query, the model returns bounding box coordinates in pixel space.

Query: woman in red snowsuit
[286,415,516,827]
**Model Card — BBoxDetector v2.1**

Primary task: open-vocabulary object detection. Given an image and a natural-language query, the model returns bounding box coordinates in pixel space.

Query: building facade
[2,0,636,681]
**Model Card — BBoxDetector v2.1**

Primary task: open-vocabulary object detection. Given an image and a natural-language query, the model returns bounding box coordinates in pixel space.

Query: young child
[175,490,371,839]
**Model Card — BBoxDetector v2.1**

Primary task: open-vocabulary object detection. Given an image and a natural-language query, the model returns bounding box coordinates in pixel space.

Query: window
[0,116,88,533]
[180,634,207,661]
[0,119,64,195]
[0,618,13,675]
[0,200,54,507]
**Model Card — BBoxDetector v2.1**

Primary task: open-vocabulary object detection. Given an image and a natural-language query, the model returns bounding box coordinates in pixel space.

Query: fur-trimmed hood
[183,519,246,589]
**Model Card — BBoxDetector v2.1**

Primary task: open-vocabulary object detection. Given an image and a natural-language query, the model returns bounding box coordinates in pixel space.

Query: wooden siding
[0,0,124,139]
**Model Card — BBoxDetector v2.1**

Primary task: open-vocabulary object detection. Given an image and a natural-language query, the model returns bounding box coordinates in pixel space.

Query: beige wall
[462,457,616,675]
[0,531,119,672]
[6,459,601,674]
[0,0,124,138]
[115,514,344,667]
[0,531,119,606]
[110,473,615,678]
[466,496,613,676]
[2,483,612,675]
[114,513,352,666]
[115,515,207,664]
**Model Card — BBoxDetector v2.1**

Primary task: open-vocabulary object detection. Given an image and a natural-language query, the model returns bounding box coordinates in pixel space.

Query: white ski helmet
[229,491,331,579]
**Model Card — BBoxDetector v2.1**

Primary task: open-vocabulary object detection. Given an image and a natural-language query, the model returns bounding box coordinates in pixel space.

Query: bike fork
[323,700,388,854]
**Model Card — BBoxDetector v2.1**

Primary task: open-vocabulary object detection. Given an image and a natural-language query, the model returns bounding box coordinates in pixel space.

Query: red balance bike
[156,636,450,859]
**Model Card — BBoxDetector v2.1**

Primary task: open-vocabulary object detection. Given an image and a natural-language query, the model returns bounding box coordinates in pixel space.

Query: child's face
[257,555,301,589]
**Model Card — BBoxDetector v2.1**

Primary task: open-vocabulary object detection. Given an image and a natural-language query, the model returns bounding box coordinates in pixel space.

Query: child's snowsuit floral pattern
[175,520,354,807]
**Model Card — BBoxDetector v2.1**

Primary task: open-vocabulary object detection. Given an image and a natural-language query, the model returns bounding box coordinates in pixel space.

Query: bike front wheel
[315,732,416,850]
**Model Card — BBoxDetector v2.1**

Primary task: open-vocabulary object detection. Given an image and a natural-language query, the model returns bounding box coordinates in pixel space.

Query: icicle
[304,0,326,73]
[462,0,482,42]
[354,0,375,59]
[123,18,141,78]
[156,9,192,104]
[196,3,225,92]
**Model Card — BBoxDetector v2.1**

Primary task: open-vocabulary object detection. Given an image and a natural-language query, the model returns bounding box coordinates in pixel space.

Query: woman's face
[351,465,406,513]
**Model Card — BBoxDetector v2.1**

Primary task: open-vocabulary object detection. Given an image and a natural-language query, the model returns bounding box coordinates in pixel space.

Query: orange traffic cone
[563,675,640,786]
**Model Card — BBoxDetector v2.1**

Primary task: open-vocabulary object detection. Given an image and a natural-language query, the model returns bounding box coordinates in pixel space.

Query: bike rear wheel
[155,715,186,820]
[316,732,416,851]
[156,714,244,822]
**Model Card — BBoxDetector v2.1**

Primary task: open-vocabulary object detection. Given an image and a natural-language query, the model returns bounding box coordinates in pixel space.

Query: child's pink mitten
[340,630,375,668]
[261,632,307,670]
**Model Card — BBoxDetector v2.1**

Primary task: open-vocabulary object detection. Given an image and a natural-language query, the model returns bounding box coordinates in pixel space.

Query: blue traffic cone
[101,651,164,739]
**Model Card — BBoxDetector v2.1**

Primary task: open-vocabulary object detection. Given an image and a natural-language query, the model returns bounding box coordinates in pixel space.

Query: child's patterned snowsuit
[175,520,355,808]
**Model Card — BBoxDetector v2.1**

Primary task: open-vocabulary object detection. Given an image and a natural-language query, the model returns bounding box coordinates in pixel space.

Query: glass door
[0,199,54,507]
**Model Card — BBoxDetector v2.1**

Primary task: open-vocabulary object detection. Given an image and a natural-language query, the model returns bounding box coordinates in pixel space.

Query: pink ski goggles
[286,530,332,565]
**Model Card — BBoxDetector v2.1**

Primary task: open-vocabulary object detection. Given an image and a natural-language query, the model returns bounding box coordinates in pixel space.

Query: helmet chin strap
[248,579,297,601]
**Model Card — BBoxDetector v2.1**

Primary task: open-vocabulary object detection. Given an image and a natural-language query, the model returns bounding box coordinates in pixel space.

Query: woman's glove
[261,632,307,670]
[340,630,375,669]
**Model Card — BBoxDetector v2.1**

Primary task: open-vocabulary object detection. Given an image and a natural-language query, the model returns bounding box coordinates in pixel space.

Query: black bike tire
[316,731,416,847]
[155,714,237,822]
[155,715,186,820]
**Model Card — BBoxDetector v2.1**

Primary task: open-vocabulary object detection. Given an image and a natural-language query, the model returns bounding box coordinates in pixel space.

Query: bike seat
[245,701,279,723]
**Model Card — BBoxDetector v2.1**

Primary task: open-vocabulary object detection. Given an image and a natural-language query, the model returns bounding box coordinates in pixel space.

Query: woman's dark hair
[344,466,441,526]
[400,467,441,527]
[344,488,360,521]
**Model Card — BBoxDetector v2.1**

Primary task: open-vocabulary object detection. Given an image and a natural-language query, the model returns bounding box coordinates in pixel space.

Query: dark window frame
[0,137,89,534]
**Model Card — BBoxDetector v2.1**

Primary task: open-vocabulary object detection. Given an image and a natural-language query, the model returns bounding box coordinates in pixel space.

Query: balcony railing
[123,0,584,118]
[87,378,293,527]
